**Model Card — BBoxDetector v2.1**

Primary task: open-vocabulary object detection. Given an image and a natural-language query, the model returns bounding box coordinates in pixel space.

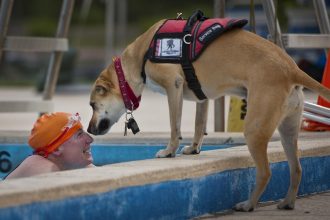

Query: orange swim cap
[29,112,82,157]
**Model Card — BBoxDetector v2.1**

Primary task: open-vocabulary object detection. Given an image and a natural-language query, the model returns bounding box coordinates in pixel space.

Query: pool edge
[0,132,329,219]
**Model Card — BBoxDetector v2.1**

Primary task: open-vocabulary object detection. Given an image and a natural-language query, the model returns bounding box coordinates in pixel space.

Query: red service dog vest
[143,11,248,100]
[148,17,247,62]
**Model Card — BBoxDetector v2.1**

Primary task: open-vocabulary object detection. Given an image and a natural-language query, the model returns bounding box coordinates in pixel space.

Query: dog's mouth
[87,118,112,135]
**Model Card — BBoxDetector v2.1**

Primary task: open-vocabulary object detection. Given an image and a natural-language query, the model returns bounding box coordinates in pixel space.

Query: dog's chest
[145,77,166,95]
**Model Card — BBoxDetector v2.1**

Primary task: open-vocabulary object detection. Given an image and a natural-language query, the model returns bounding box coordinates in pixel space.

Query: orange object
[29,112,82,157]
[302,51,330,131]
[301,119,330,131]
[317,51,330,108]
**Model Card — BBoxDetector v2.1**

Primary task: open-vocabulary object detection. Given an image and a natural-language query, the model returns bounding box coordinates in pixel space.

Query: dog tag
[127,117,140,135]
[124,121,128,136]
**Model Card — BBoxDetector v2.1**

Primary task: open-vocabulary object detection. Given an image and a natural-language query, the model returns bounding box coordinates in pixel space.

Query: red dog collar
[113,57,141,111]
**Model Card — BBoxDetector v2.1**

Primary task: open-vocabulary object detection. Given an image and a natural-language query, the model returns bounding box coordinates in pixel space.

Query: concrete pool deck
[196,191,330,220]
[0,131,329,219]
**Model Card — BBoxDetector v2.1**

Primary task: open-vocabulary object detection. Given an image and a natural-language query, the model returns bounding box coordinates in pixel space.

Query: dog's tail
[293,67,330,102]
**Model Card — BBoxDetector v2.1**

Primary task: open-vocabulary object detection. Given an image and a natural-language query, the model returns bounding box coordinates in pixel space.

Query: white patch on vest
[145,77,166,95]
[156,38,182,57]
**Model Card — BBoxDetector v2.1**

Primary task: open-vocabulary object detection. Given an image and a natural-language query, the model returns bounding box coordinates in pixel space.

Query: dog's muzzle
[87,119,111,135]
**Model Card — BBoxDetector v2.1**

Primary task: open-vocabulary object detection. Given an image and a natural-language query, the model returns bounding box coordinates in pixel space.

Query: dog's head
[87,65,126,135]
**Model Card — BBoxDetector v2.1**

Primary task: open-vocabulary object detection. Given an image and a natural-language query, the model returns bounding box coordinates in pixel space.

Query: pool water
[0,144,238,179]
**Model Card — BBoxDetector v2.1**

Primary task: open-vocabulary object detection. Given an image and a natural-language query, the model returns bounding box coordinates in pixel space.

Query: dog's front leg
[182,101,208,154]
[156,76,184,158]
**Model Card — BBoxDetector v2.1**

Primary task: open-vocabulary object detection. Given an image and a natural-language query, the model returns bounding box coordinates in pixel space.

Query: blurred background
[0,0,328,132]
[1,0,328,88]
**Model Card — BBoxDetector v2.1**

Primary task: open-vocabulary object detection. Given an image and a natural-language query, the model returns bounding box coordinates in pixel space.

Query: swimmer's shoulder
[5,155,60,179]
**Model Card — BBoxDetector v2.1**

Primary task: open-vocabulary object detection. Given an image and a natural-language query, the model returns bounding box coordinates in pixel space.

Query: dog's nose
[98,119,110,133]
[87,122,96,134]
[87,119,100,135]
[87,125,93,134]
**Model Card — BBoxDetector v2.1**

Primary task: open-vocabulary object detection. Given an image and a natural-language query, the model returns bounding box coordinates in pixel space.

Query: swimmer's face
[59,129,94,168]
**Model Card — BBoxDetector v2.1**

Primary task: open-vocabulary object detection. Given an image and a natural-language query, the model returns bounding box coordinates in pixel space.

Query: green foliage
[25,18,57,36]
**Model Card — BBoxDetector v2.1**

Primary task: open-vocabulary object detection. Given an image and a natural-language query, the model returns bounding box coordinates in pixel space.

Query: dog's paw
[156,149,176,158]
[277,199,295,210]
[181,145,200,155]
[233,201,255,212]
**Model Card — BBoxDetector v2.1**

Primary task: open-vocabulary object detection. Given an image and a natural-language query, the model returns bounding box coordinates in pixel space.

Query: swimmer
[5,112,95,179]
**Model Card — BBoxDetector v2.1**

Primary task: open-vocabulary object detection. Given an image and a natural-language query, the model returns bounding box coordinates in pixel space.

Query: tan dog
[88,19,330,211]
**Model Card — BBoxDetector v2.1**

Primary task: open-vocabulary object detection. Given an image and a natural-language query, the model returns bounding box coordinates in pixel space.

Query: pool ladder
[0,0,75,114]
[263,0,330,126]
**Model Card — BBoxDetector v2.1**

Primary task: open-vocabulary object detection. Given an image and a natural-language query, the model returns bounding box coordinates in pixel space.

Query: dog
[87,14,330,212]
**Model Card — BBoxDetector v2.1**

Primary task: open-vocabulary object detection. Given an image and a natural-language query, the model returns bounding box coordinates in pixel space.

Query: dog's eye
[95,86,107,95]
